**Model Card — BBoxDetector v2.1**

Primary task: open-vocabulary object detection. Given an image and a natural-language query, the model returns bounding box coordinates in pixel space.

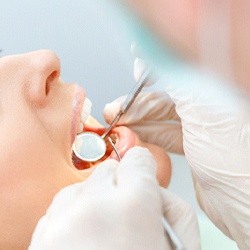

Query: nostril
[45,70,58,95]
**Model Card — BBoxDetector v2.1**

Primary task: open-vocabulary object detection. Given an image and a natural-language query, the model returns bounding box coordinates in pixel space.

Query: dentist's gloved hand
[103,57,250,249]
[103,92,183,154]
[29,147,200,250]
[165,80,250,250]
[104,62,183,154]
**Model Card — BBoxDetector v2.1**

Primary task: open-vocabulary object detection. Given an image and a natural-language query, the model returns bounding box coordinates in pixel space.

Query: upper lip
[71,84,86,144]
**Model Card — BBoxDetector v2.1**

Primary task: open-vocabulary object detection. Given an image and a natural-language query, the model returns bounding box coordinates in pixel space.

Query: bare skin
[0,50,171,249]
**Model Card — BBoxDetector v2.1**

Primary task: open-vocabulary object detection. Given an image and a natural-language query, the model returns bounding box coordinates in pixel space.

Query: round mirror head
[73,132,106,162]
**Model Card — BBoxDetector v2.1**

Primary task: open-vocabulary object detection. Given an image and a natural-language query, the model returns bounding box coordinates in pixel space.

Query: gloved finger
[130,41,139,58]
[85,159,119,189]
[116,146,158,190]
[30,182,88,247]
[159,69,244,122]
[128,123,183,154]
[45,160,118,219]
[103,91,183,154]
[131,42,153,84]
[134,58,154,86]
[103,91,181,125]
[134,58,146,83]
[161,188,201,250]
[44,182,85,216]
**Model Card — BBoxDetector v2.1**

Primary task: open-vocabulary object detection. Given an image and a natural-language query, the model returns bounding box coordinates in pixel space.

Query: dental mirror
[72,68,151,162]
[73,132,121,162]
[73,132,107,162]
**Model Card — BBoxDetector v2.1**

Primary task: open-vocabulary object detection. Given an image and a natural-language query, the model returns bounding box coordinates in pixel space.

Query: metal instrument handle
[101,68,151,139]
[161,217,185,250]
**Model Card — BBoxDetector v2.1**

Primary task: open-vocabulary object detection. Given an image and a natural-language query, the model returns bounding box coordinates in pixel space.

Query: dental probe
[161,217,185,250]
[101,67,152,139]
[107,137,121,161]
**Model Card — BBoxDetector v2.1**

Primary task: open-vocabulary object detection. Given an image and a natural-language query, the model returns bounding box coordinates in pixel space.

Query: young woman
[0,50,171,249]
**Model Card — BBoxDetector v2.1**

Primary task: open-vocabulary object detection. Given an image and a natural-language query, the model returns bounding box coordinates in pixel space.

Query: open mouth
[71,90,136,170]
[72,118,136,170]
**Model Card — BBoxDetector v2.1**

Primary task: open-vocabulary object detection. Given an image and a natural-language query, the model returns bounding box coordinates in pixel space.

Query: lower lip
[71,85,86,144]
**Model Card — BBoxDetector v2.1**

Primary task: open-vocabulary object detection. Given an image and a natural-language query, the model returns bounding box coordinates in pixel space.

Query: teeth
[77,122,84,134]
[81,97,92,124]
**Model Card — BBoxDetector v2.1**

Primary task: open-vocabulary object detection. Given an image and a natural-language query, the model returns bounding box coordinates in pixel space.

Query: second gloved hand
[29,146,200,250]
[30,147,168,250]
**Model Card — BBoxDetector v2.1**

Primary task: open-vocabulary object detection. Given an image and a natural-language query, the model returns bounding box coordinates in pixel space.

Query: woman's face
[0,50,92,249]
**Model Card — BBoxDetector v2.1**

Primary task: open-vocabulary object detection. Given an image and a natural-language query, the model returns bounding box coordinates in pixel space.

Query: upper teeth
[81,97,92,124]
[77,97,92,134]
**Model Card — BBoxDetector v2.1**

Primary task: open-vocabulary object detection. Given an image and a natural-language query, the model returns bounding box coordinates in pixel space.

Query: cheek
[0,107,68,186]
[36,99,72,154]
[1,126,54,180]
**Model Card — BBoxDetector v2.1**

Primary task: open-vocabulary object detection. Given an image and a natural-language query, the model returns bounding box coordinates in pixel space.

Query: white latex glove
[104,56,250,249]
[103,92,183,154]
[29,147,200,250]
[161,189,200,250]
[166,80,250,250]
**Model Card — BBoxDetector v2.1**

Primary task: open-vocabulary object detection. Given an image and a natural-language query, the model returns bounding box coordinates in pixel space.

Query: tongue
[72,125,136,170]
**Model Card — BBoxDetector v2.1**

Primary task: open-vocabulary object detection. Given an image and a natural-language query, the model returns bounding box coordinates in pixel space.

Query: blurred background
[0,1,238,249]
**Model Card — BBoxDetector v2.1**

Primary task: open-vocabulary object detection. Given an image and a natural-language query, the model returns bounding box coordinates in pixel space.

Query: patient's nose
[24,50,61,105]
